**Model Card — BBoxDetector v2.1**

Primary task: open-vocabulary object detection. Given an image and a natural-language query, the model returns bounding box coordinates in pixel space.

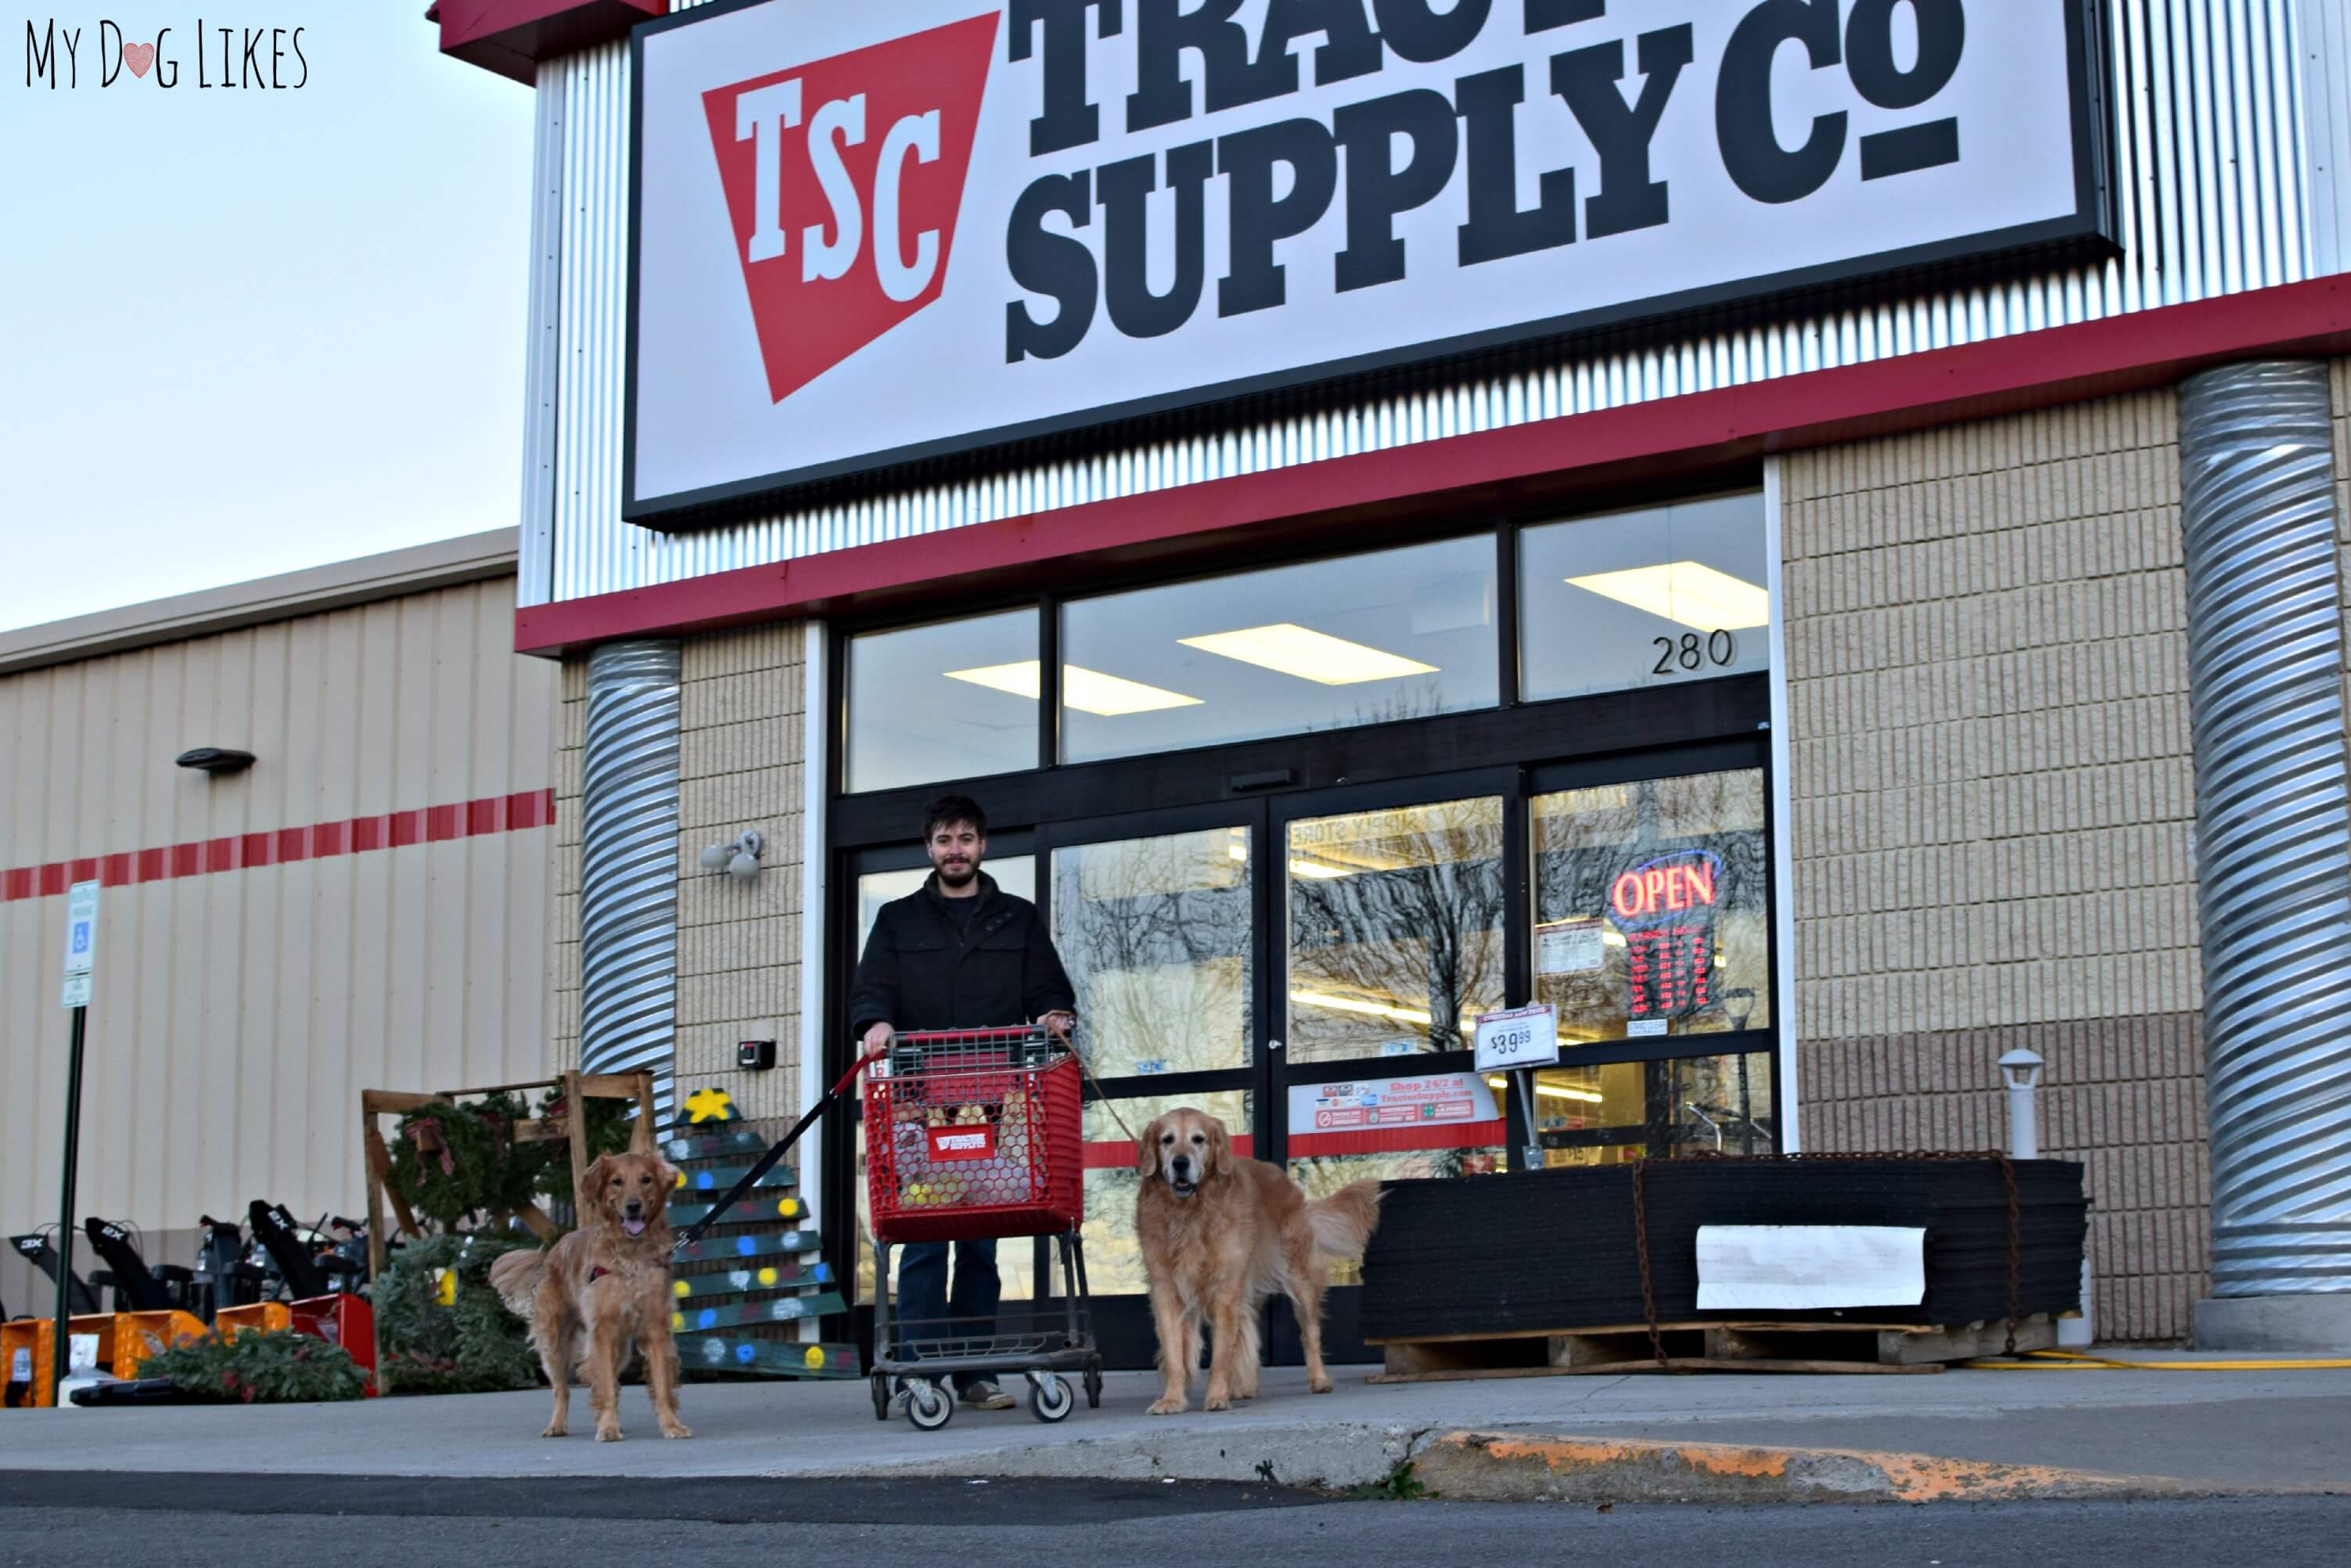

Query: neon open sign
[1609,851,1723,926]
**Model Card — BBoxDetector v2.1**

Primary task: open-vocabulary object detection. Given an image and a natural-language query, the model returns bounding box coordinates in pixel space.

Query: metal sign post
[52,880,97,1404]
[1473,1004,1561,1176]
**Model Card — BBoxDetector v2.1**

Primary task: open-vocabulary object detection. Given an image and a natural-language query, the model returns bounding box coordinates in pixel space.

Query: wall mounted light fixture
[698,829,764,883]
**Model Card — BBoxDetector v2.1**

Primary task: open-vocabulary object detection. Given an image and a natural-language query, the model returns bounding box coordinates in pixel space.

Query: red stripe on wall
[0,788,559,902]
[513,275,2351,656]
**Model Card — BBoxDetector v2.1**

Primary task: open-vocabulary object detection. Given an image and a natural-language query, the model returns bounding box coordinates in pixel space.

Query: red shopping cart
[863,1026,1101,1431]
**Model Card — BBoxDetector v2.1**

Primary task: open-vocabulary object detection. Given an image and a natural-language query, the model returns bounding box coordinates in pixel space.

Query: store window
[1504,1054,1776,1166]
[844,608,1039,793]
[1284,797,1505,1063]
[1059,537,1499,764]
[1519,493,1770,703]
[1050,828,1253,1078]
[1530,769,1771,1047]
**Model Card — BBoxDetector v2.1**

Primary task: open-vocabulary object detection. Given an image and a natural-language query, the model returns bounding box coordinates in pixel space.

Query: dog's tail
[1305,1178,1384,1258]
[486,1248,548,1321]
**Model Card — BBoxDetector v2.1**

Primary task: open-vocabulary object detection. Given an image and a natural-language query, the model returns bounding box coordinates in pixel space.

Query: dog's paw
[1202,1393,1231,1412]
[595,1426,624,1443]
[541,1425,567,1439]
[1145,1397,1188,1416]
[660,1424,693,1440]
[1307,1374,1334,1394]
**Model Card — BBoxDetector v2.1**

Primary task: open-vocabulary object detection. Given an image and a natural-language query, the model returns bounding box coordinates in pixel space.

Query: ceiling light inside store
[1488,1076,1605,1105]
[1287,858,1353,879]
[1292,990,1480,1030]
[1566,563,1770,631]
[1179,624,1437,685]
[944,660,1200,716]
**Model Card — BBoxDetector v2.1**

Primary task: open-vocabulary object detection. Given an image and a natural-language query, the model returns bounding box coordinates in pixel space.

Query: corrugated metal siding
[2306,0,2351,275]
[0,577,559,1278]
[530,1,2324,607]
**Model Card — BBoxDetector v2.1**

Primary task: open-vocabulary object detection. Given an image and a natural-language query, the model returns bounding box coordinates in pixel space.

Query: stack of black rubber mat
[1360,1158,2087,1340]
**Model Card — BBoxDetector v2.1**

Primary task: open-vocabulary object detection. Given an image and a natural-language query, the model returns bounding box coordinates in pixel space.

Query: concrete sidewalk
[3,1356,2346,1503]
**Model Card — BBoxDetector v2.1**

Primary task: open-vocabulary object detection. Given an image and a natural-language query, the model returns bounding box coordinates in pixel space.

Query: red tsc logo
[701,13,1000,405]
[927,1126,999,1162]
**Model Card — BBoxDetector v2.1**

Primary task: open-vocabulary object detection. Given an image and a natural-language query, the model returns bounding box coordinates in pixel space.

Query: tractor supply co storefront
[461,0,2351,1356]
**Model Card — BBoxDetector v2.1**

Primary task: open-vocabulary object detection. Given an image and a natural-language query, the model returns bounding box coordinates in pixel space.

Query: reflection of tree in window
[1286,797,1504,1063]
[1051,831,1251,1078]
[1533,771,1771,1045]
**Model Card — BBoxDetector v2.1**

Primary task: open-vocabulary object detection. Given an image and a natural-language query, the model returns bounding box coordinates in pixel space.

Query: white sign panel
[1536,919,1605,975]
[62,880,98,976]
[1695,1224,1925,1311]
[1289,1070,1499,1133]
[61,974,92,1009]
[627,0,2108,517]
[1473,1003,1560,1073]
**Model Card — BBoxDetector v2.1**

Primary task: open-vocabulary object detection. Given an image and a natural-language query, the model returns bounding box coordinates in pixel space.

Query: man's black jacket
[847,872,1076,1038]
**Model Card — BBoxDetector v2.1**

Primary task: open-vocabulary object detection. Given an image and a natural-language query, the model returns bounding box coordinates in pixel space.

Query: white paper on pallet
[1695,1225,1926,1311]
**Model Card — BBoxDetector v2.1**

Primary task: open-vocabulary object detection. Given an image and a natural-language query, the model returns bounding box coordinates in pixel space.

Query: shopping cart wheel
[905,1379,954,1432]
[869,1375,891,1422]
[1027,1373,1073,1424]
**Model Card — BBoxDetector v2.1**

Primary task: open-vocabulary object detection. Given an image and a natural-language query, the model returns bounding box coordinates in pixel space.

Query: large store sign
[627,0,2108,519]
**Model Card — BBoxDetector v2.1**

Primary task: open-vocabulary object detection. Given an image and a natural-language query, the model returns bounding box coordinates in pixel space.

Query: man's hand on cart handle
[1039,1009,1075,1042]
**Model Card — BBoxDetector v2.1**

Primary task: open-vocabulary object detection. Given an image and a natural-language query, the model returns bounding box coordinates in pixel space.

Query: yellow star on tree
[684,1087,737,1124]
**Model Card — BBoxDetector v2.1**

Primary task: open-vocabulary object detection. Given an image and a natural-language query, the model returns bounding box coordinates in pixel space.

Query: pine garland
[534,1087,635,1213]
[374,1232,541,1395]
[140,1328,368,1403]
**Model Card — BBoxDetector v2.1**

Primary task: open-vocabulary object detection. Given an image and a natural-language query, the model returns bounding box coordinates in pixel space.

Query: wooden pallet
[1366,1313,2059,1382]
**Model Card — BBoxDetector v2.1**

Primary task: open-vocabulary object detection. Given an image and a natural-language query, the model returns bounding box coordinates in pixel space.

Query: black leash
[670,1045,886,1257]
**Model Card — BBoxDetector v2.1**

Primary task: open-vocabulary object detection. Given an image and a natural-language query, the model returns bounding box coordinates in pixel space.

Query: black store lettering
[1522,0,1605,35]
[1100,139,1217,336]
[1553,24,1694,240]
[1454,64,1576,265]
[1332,88,1461,292]
[1218,118,1341,315]
[1847,0,1965,179]
[1010,0,1123,156]
[1716,0,1846,205]
[1262,0,1386,88]
[1127,0,1292,132]
[1005,171,1098,361]
[1372,0,1495,64]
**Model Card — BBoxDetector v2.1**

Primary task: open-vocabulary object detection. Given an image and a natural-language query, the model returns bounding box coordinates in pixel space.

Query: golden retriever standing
[487,1151,692,1442]
[1134,1108,1382,1415]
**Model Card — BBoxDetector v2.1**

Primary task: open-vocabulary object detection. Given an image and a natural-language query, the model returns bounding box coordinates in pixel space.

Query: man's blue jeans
[896,1238,1000,1392]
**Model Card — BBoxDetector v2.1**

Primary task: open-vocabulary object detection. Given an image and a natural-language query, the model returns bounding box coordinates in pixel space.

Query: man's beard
[936,858,979,887]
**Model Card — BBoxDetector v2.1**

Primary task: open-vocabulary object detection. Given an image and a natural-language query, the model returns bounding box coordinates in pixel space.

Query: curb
[819,1422,2330,1505]
[1408,1432,2204,1505]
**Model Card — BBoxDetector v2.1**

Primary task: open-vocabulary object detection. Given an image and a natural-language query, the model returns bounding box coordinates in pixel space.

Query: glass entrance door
[1036,803,1268,1368]
[1266,775,1515,1364]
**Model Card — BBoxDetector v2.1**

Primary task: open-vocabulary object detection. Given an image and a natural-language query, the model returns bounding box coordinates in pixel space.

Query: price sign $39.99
[1473,1004,1561,1074]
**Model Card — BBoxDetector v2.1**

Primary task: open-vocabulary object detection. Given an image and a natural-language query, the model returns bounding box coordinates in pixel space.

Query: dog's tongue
[623,1218,646,1236]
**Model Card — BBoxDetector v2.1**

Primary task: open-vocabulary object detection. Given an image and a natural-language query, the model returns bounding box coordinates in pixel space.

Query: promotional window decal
[627,0,2111,519]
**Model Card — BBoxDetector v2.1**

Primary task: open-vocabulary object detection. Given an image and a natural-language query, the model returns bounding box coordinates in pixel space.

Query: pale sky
[0,3,537,633]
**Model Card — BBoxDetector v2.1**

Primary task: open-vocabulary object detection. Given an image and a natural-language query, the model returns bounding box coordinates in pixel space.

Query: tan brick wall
[1783,390,2211,1341]
[552,653,586,1074]
[674,623,808,1123]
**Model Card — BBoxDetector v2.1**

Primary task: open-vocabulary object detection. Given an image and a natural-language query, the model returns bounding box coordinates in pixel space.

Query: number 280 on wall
[1653,630,1740,677]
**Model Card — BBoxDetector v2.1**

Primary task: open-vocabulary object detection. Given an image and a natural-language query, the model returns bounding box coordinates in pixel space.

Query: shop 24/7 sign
[628,1,2108,518]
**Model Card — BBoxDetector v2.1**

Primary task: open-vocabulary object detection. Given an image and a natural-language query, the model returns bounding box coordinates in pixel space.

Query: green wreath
[533,1087,637,1214]
[387,1092,548,1230]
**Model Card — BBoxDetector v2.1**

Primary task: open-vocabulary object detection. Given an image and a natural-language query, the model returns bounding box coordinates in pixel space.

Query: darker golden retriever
[1133,1107,1382,1415]
[488,1151,692,1441]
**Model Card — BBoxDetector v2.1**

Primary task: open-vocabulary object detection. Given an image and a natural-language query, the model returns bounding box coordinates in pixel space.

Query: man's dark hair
[922,793,987,842]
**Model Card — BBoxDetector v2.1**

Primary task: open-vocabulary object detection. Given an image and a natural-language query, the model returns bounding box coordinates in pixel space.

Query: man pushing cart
[848,793,1100,1430]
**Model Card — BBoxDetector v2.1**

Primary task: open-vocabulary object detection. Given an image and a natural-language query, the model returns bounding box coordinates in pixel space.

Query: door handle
[1267,1038,1283,1052]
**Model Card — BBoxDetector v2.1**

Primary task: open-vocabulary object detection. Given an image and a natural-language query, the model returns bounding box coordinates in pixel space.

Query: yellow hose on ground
[1962,1349,2351,1371]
